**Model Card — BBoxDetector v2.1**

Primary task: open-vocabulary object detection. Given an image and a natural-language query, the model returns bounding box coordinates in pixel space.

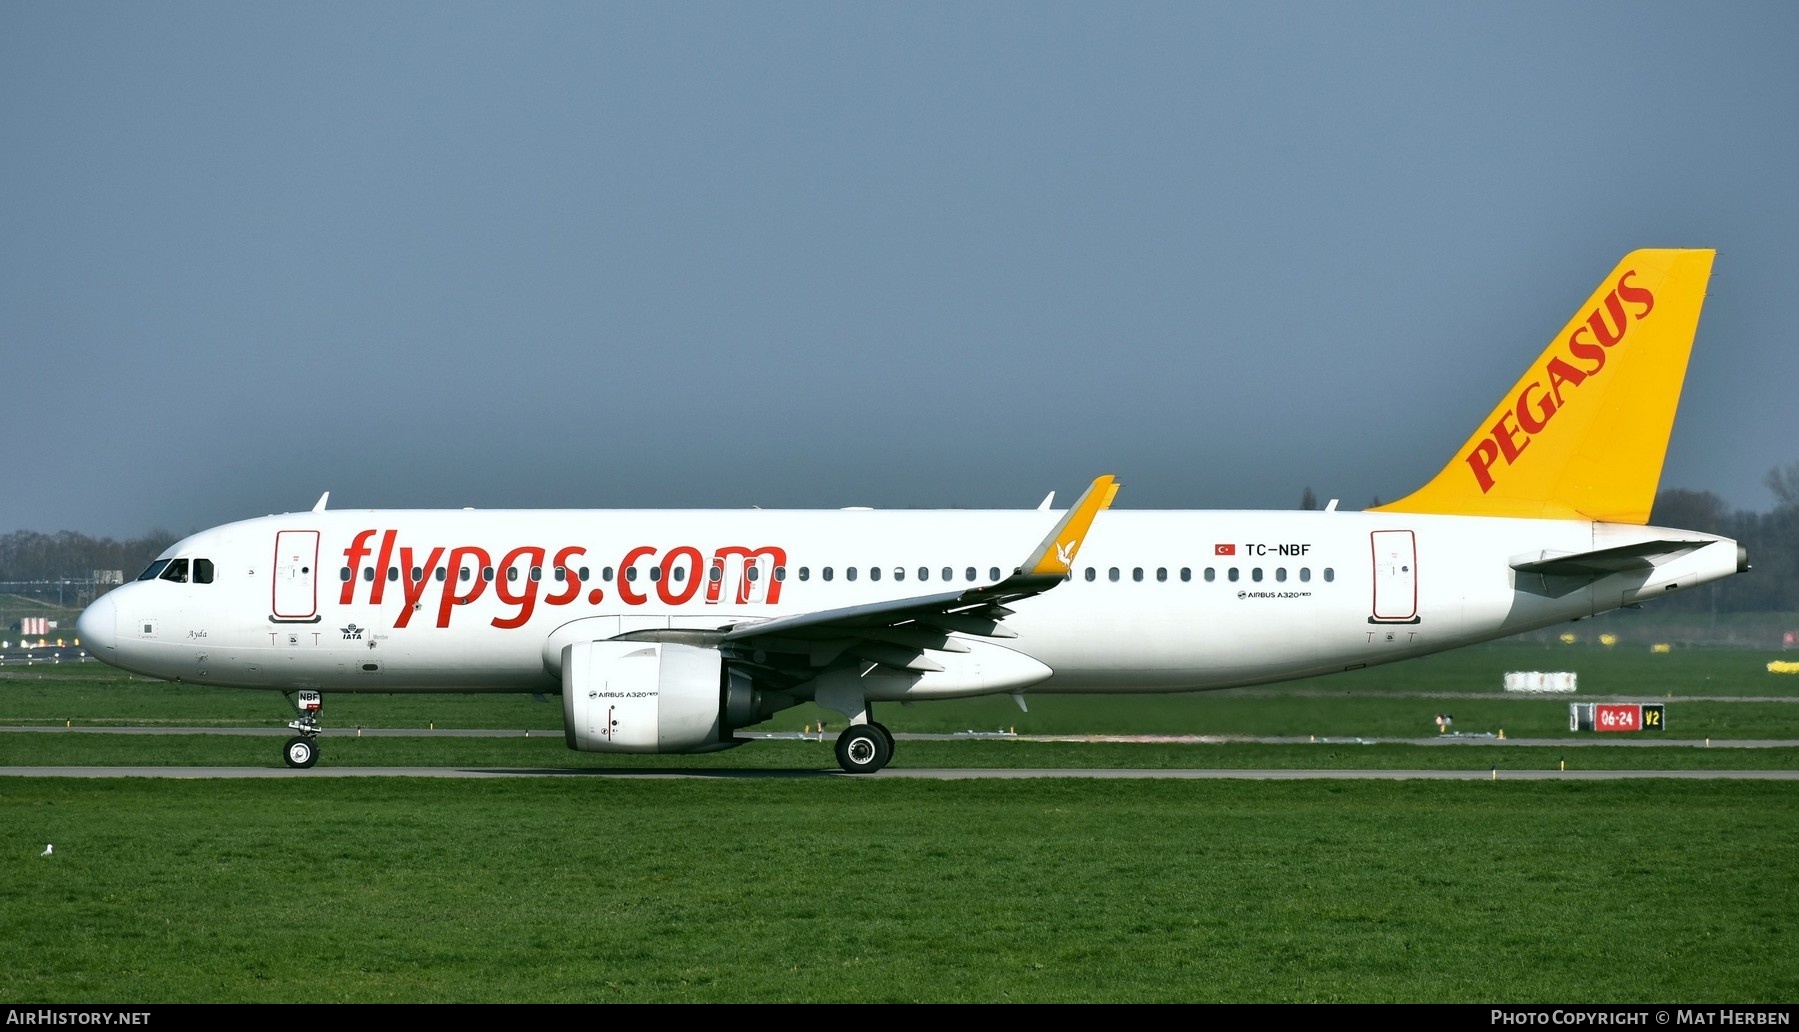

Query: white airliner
[77,249,1746,773]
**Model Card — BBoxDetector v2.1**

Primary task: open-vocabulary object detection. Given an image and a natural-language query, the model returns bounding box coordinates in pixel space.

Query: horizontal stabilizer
[1510,539,1709,577]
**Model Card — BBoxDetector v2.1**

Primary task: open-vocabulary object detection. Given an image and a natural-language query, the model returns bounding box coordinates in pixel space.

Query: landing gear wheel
[834,724,892,774]
[283,736,318,769]
[870,721,894,755]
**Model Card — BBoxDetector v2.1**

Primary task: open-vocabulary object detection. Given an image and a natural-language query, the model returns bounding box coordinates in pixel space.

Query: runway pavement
[2,764,1795,779]
[2,725,1795,779]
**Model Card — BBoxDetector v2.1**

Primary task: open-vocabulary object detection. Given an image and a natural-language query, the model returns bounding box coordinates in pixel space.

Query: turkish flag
[1215,544,1236,556]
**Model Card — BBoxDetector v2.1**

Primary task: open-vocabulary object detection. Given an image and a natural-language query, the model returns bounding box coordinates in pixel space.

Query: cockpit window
[194,558,214,584]
[159,558,190,583]
[137,559,172,581]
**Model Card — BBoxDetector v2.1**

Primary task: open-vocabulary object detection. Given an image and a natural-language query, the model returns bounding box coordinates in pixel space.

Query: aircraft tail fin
[1371,249,1715,525]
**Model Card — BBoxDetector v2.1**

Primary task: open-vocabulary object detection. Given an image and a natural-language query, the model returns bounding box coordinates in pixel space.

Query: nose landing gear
[282,690,322,769]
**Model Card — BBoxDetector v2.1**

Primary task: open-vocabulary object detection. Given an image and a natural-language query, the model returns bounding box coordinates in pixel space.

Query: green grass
[2,778,1793,1003]
[4,732,1798,772]
[3,643,1795,1003]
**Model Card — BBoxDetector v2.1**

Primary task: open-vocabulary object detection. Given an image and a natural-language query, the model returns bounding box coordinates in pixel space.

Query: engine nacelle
[561,640,748,754]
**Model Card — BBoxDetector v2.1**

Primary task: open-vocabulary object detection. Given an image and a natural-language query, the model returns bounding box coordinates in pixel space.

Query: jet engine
[560,640,761,754]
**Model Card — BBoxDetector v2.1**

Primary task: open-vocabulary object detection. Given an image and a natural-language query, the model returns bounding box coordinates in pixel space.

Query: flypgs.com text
[339,530,788,629]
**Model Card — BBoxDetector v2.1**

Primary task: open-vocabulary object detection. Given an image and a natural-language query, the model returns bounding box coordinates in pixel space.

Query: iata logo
[1464,269,1655,493]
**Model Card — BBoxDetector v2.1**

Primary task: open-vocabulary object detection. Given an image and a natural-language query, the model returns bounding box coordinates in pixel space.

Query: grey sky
[4,2,1795,541]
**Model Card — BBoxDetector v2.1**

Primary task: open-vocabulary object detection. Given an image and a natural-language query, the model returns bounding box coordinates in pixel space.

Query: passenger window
[1227,568,1239,582]
[1324,568,1335,582]
[507,567,519,582]
[847,567,857,582]
[709,565,722,582]
[1132,568,1143,582]
[459,568,471,582]
[1180,567,1191,582]
[799,567,810,581]
[363,568,375,582]
[625,567,637,582]
[435,568,446,582]
[1300,568,1311,582]
[1108,567,1120,582]
[870,567,880,581]
[411,566,423,582]
[339,567,351,583]
[1204,567,1215,582]
[648,567,661,582]
[578,567,590,581]
[823,567,834,582]
[1084,567,1096,582]
[530,567,542,582]
[989,567,1001,581]
[1156,568,1167,582]
[747,566,759,581]
[482,567,495,582]
[941,567,951,581]
[1252,568,1263,582]
[387,567,400,582]
[893,567,905,581]
[603,567,615,582]
[1276,568,1287,582]
[773,567,785,581]
[966,567,977,581]
[554,567,566,581]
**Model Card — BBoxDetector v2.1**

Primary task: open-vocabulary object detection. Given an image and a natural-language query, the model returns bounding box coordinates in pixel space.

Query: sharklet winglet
[1018,475,1119,578]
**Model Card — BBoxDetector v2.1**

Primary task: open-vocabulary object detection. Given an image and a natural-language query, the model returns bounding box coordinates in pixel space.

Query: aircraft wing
[703,476,1117,684]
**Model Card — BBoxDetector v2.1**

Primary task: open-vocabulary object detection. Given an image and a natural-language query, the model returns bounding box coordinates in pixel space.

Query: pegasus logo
[1463,268,1655,493]
[1055,539,1076,568]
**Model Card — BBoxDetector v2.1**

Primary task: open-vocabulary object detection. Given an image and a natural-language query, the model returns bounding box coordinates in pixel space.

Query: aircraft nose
[77,591,117,656]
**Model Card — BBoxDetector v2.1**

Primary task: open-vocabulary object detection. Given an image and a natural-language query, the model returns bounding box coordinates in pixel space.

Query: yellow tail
[1372,248,1715,525]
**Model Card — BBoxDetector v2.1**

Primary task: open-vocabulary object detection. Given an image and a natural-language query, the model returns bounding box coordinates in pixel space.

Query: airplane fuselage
[78,506,1740,699]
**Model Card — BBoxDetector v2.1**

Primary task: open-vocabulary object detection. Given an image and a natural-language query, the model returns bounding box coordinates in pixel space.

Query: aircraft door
[272,530,321,621]
[708,551,773,605]
[739,553,771,604]
[1369,530,1419,624]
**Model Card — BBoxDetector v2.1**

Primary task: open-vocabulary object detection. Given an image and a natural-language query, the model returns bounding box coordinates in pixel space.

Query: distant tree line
[1645,461,1799,614]
[0,528,177,587]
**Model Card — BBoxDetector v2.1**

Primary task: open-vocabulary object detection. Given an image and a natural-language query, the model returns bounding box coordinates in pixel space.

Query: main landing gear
[833,721,895,774]
[282,689,322,769]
